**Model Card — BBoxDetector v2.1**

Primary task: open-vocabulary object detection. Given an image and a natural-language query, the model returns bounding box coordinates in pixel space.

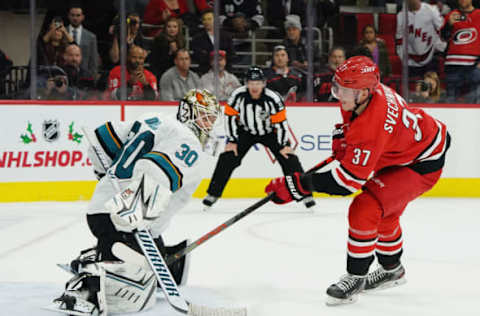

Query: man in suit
[191,9,236,75]
[67,5,99,78]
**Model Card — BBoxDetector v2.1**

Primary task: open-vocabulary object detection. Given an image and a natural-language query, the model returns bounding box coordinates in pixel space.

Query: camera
[418,80,432,92]
[456,14,467,21]
[53,16,63,29]
[54,78,65,88]
[112,16,138,36]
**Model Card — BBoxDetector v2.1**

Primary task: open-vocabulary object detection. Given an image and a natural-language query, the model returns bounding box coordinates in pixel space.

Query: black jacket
[191,29,236,75]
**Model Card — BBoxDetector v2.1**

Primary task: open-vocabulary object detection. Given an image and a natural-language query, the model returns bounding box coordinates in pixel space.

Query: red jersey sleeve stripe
[331,166,365,192]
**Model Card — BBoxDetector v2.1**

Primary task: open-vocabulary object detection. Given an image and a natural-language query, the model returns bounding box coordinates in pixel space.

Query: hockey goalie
[48,89,222,315]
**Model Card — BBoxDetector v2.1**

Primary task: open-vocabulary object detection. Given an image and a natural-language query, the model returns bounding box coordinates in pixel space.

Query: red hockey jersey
[332,84,448,192]
[107,66,158,100]
[443,9,480,66]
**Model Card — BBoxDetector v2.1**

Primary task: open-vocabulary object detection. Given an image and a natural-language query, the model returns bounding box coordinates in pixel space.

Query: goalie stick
[83,127,246,316]
[165,155,335,265]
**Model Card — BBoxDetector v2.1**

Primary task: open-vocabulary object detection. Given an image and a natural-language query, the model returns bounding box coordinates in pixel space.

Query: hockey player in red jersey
[265,56,451,305]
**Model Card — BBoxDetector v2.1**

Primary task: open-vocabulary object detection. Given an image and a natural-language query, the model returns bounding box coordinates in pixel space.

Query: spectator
[282,14,308,72]
[114,0,150,17]
[266,0,306,39]
[149,16,185,80]
[220,0,264,34]
[192,9,236,75]
[396,0,445,77]
[410,71,446,103]
[37,16,75,67]
[441,0,480,103]
[314,46,346,102]
[0,49,12,98]
[36,66,74,100]
[264,45,305,102]
[159,49,201,100]
[143,0,211,34]
[200,50,241,101]
[62,44,96,100]
[107,45,158,100]
[432,0,452,16]
[66,5,99,78]
[109,12,145,65]
[357,25,392,79]
[317,0,340,30]
[220,0,263,65]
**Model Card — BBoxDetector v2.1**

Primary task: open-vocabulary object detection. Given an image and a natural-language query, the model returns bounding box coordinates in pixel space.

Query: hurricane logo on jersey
[453,28,478,45]
[42,120,60,142]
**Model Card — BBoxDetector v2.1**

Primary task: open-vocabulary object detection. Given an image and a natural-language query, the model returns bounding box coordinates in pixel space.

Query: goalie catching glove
[105,174,171,233]
[265,172,311,204]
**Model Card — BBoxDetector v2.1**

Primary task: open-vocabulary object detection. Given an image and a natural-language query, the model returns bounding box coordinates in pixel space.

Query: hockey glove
[265,172,311,204]
[332,123,347,160]
[105,176,171,233]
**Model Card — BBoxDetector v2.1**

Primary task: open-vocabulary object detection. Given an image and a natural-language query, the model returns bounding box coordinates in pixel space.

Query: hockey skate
[46,264,107,316]
[202,194,218,211]
[364,264,406,291]
[326,274,366,306]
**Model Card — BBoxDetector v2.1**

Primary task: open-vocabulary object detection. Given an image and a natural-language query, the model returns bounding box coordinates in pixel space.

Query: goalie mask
[177,89,222,154]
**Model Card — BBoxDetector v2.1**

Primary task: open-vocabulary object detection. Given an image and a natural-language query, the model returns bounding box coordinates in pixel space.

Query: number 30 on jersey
[175,144,198,167]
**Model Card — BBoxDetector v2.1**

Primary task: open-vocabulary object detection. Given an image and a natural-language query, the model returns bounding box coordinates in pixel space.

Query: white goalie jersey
[87,112,206,236]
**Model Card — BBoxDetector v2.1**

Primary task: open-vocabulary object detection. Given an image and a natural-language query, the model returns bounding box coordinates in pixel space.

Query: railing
[1,66,29,99]
[140,23,333,73]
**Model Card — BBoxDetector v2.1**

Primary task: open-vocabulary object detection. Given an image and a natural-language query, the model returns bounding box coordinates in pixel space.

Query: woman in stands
[149,16,186,80]
[357,25,391,79]
[37,17,74,67]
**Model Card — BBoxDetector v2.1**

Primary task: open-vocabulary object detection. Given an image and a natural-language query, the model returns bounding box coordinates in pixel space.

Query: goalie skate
[57,263,76,275]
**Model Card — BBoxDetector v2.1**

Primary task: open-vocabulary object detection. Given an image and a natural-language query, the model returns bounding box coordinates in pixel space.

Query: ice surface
[1,198,479,316]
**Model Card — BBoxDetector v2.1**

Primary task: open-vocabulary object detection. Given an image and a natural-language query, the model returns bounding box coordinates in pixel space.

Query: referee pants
[207,130,307,198]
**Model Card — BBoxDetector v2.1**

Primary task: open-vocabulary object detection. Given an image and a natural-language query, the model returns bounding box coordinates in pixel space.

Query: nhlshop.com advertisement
[0,104,118,182]
[1,101,479,200]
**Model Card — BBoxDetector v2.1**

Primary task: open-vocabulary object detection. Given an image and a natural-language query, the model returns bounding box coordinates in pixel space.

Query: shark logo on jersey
[42,120,60,142]
[145,117,161,130]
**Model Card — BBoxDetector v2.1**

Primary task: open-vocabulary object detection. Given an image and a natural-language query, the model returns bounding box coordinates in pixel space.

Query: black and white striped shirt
[224,86,289,146]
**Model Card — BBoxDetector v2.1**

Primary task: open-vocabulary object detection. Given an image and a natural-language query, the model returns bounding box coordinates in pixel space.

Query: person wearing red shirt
[265,56,451,306]
[107,45,158,100]
[143,0,210,29]
[441,0,480,102]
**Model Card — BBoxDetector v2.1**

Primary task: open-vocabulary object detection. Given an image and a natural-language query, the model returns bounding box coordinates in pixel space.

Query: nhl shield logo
[43,120,60,142]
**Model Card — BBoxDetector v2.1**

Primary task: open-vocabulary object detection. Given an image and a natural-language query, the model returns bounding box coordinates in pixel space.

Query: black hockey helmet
[245,66,265,81]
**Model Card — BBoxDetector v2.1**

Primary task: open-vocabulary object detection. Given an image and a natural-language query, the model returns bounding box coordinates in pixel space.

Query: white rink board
[0,105,119,182]
[0,103,479,182]
[126,105,480,178]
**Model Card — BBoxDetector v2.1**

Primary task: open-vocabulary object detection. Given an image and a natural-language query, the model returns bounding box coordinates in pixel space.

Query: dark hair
[362,24,377,36]
[200,8,214,17]
[328,46,346,58]
[174,48,190,59]
[68,2,84,13]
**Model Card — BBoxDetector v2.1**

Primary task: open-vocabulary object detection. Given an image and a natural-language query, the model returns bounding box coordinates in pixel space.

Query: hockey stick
[83,128,246,316]
[166,155,335,266]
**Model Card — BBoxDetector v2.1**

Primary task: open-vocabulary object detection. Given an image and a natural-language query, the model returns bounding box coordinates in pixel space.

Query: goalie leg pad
[102,261,157,313]
[53,261,156,315]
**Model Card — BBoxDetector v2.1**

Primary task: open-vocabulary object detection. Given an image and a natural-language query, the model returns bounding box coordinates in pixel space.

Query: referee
[203,66,315,209]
